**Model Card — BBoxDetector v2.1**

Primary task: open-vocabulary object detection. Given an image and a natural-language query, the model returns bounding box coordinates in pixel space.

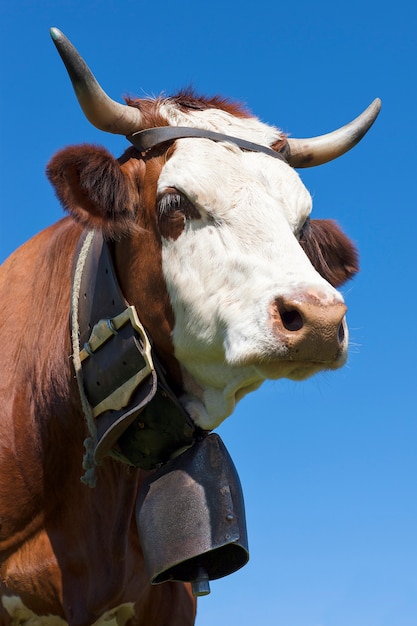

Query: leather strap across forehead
[127,126,287,161]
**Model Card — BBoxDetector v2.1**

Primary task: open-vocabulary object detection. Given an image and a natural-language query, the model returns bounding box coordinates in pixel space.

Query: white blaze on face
[157,108,346,430]
[159,100,282,147]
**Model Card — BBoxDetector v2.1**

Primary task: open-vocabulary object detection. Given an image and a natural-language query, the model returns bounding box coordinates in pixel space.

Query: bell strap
[71,230,196,473]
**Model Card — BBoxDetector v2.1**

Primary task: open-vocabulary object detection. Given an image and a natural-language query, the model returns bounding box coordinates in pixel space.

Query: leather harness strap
[71,230,197,474]
[127,126,288,161]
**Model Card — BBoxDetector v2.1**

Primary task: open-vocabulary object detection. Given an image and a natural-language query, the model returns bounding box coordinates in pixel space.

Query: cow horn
[50,27,143,135]
[285,98,381,168]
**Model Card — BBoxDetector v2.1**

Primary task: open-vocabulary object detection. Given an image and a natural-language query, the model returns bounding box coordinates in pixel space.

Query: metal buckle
[79,306,154,417]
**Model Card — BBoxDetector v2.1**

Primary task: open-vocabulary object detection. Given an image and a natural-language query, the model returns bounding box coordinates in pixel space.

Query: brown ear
[299,219,359,287]
[46,145,137,238]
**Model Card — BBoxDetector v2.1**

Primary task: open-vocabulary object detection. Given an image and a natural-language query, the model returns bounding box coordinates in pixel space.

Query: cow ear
[299,219,359,287]
[46,145,137,238]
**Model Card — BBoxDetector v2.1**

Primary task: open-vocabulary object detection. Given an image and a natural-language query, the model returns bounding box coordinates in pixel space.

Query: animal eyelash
[158,192,184,216]
[157,189,201,222]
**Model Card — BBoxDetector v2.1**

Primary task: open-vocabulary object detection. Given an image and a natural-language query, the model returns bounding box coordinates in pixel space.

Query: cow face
[154,101,357,428]
[47,94,358,431]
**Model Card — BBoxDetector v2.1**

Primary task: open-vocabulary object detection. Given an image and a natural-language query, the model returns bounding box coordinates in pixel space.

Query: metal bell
[136,433,249,596]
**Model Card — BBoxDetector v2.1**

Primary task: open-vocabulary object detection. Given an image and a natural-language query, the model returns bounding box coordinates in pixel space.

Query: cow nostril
[338,320,345,345]
[280,309,304,332]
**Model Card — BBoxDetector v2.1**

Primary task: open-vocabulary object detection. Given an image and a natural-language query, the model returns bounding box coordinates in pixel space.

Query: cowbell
[136,433,249,596]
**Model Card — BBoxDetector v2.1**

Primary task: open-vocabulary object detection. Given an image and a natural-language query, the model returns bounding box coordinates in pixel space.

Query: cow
[0,27,380,626]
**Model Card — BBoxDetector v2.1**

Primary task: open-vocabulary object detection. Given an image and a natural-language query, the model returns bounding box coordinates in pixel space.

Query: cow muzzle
[136,434,249,597]
[269,290,348,364]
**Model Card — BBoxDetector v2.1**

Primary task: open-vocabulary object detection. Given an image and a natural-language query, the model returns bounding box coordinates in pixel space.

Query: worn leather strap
[127,126,287,161]
[72,230,197,470]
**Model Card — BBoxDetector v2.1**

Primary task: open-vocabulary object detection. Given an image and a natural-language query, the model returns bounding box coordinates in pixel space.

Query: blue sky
[1,2,416,625]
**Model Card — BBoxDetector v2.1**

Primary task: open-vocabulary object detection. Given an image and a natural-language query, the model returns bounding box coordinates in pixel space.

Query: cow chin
[179,365,265,430]
[179,350,347,431]
[256,353,348,381]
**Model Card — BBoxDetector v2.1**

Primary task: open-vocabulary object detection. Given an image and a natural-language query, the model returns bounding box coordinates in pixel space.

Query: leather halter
[71,230,198,478]
[127,126,288,161]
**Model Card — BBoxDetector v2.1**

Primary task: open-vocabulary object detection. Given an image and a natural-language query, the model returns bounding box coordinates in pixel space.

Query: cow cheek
[158,212,186,241]
[113,225,182,388]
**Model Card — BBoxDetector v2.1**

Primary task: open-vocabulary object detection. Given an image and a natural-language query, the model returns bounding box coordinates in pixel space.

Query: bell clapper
[191,566,211,597]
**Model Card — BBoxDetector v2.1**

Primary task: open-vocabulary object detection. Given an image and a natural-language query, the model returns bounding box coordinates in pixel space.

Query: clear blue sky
[1,2,416,625]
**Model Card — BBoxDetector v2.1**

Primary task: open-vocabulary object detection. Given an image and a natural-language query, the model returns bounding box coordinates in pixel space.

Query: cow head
[48,29,380,431]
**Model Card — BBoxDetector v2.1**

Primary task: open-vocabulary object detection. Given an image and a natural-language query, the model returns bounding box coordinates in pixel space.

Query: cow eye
[157,188,200,220]
[296,218,310,241]
[158,190,183,215]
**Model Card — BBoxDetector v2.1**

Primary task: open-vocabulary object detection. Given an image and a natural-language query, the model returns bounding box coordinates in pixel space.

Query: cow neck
[70,229,199,487]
